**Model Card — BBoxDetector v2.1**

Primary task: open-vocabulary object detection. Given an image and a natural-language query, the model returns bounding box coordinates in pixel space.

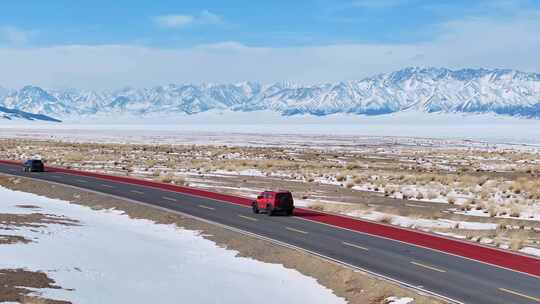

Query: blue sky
[0,0,539,89]
[2,0,537,47]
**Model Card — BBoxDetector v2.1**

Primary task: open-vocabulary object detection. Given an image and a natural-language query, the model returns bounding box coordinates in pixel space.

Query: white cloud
[0,26,32,45]
[195,41,248,50]
[154,11,222,29]
[0,13,538,90]
[199,10,222,24]
[154,15,195,28]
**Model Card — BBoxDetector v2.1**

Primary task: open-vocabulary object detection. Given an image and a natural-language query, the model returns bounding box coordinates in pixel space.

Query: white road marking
[198,205,215,211]
[76,179,88,183]
[101,184,115,188]
[238,214,258,221]
[162,196,178,202]
[411,261,446,273]
[285,227,308,234]
[342,241,369,251]
[130,190,144,195]
[499,288,540,302]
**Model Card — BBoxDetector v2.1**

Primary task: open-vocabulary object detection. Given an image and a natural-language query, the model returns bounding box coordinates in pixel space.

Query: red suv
[252,190,294,216]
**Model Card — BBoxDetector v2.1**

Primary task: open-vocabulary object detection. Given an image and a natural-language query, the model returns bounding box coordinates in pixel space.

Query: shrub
[376,214,394,224]
[487,205,498,217]
[427,190,438,200]
[477,176,489,186]
[509,233,526,250]
[527,187,540,200]
[336,174,347,182]
[480,190,491,200]
[440,189,449,197]
[345,163,360,170]
[173,176,186,186]
[384,185,398,197]
[159,174,173,183]
[353,176,364,184]
[509,204,521,218]
[308,202,325,211]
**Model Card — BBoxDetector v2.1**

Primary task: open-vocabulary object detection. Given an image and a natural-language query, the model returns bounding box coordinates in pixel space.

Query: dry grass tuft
[307,202,326,211]
[509,204,522,218]
[159,174,173,183]
[509,233,527,250]
[336,174,347,182]
[487,205,498,217]
[21,298,49,304]
[426,190,438,200]
[173,176,186,186]
[460,200,472,211]
[378,214,394,224]
[353,176,365,185]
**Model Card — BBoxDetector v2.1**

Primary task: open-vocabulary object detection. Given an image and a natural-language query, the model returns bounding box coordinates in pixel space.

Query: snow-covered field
[2,110,540,147]
[0,186,346,304]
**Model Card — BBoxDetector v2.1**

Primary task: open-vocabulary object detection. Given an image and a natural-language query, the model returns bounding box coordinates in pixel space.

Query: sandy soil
[0,174,444,304]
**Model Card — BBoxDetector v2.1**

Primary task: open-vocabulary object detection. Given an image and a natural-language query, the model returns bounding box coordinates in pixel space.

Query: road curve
[0,161,538,304]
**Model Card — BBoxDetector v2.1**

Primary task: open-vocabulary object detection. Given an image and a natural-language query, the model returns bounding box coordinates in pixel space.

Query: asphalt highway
[0,163,538,304]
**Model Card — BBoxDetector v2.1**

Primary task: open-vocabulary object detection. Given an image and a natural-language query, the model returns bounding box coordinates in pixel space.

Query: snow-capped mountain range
[0,106,61,122]
[2,67,540,120]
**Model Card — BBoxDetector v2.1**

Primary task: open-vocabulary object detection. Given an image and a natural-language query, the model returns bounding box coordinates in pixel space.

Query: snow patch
[520,247,540,258]
[384,296,414,304]
[0,186,345,304]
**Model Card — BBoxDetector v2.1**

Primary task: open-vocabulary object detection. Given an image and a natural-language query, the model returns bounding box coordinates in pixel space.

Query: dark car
[23,159,45,172]
[252,190,294,216]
